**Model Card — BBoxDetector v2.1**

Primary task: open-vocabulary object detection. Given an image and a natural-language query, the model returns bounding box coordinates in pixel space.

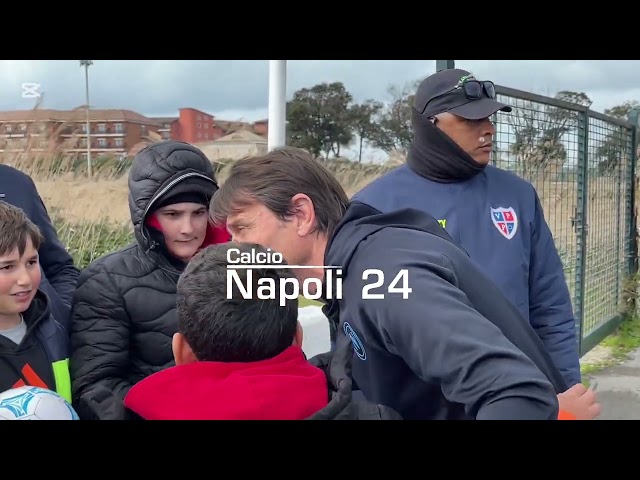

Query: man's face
[225,199,317,282]
[436,112,496,165]
[0,238,41,317]
[155,202,209,262]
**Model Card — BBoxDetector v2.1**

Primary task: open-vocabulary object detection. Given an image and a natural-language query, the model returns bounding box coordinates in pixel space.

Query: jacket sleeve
[528,192,581,387]
[346,234,560,420]
[25,175,80,327]
[69,263,133,420]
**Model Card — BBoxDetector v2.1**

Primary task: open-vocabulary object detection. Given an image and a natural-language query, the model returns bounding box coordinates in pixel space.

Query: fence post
[628,108,640,276]
[575,109,589,355]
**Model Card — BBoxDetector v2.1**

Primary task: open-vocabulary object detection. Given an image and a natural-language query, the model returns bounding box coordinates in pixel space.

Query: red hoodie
[123,346,329,420]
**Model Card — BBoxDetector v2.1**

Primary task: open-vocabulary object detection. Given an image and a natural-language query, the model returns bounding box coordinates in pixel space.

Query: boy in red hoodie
[123,241,400,420]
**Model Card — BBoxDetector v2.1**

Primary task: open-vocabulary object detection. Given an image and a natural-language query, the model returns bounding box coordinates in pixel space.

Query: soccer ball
[0,386,79,420]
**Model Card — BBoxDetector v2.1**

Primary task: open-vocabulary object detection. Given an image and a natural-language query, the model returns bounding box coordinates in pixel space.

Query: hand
[557,383,601,420]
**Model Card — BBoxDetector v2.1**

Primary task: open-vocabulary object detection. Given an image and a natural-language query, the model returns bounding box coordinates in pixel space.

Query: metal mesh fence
[490,86,637,355]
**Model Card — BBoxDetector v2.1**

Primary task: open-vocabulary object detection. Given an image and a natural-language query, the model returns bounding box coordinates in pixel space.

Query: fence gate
[491,86,638,356]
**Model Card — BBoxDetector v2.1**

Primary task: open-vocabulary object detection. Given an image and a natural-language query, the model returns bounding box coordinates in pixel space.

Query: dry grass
[36,176,130,225]
[0,146,398,268]
[29,155,396,226]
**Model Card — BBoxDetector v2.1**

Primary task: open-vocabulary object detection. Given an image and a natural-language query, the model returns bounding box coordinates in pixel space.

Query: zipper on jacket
[140,171,216,249]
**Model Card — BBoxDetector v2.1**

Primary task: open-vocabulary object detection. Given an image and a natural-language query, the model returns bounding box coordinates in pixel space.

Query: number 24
[362,269,412,299]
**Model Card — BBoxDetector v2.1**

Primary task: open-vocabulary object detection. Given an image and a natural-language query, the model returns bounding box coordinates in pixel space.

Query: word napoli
[226,247,413,306]
[226,247,343,306]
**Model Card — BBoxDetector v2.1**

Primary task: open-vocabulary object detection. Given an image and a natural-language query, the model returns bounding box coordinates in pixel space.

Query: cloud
[0,60,637,119]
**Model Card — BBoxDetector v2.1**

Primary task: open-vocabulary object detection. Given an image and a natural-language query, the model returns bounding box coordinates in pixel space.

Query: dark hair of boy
[176,241,299,363]
[0,201,44,258]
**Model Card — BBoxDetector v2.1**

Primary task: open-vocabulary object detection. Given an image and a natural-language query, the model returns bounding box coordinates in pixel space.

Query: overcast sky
[1,60,638,162]
[1,60,638,122]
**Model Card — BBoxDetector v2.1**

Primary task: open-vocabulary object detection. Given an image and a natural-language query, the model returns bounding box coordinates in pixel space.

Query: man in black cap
[353,69,584,390]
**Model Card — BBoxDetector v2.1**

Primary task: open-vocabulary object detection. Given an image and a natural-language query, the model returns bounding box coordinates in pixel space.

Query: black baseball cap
[414,68,512,120]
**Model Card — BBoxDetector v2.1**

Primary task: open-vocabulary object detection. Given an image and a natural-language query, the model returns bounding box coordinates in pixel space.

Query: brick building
[151,107,268,143]
[0,107,162,159]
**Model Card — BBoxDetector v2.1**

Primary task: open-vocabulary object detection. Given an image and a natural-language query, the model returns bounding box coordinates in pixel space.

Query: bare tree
[507,91,592,181]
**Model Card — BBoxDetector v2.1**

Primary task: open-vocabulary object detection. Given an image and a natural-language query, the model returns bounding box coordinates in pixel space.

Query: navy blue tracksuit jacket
[353,163,581,387]
[322,201,565,420]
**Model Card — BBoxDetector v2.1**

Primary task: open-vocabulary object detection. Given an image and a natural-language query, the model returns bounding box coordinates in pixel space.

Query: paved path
[589,348,640,420]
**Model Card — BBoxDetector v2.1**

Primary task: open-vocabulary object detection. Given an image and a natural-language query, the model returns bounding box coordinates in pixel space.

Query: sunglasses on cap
[425,78,497,110]
[453,78,496,99]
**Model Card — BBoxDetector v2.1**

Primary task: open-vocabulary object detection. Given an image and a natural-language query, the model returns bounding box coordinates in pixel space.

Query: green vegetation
[581,314,640,380]
[298,297,323,308]
[54,216,133,270]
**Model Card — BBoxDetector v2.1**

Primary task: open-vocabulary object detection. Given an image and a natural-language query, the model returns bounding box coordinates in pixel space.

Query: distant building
[0,105,270,162]
[150,108,268,144]
[194,130,268,161]
[0,107,161,159]
[151,117,176,141]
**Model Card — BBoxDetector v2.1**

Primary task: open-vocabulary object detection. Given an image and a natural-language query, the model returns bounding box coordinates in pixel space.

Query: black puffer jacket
[69,141,225,420]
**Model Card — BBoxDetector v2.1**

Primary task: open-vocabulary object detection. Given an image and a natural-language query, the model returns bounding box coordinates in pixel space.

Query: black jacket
[321,201,564,420]
[307,340,401,420]
[69,141,222,420]
[0,165,79,330]
[0,290,71,401]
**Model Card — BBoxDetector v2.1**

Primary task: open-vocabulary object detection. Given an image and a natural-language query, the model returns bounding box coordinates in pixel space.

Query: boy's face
[0,237,41,316]
[155,202,209,263]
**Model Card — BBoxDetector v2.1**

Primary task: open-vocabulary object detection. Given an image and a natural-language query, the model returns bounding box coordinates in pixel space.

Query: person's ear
[290,193,316,236]
[172,332,198,366]
[293,321,304,347]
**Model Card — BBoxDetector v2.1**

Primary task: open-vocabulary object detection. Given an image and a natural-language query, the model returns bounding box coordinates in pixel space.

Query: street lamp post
[268,60,287,151]
[436,60,455,71]
[79,60,93,178]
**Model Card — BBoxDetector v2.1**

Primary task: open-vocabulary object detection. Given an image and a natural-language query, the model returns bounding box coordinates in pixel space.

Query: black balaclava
[406,68,512,183]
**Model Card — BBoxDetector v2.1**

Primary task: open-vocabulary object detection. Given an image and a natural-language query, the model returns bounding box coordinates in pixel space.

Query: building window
[82,124,88,133]
[115,138,124,147]
[98,123,106,133]
[115,123,123,133]
[98,138,107,147]
[5,124,12,133]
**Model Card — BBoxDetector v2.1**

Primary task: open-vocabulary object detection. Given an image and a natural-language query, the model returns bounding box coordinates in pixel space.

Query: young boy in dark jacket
[123,242,399,420]
[0,201,71,402]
